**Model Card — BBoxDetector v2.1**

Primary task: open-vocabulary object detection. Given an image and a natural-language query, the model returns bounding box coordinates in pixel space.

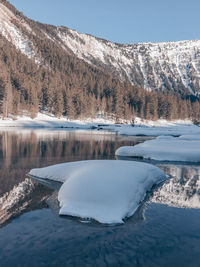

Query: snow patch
[116,136,200,162]
[0,4,39,62]
[29,160,166,224]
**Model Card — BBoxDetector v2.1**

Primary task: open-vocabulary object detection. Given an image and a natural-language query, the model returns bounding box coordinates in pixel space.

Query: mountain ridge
[1,0,200,96]
[0,0,199,121]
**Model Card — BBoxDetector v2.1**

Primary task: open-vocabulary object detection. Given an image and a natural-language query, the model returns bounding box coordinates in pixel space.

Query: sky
[9,0,200,44]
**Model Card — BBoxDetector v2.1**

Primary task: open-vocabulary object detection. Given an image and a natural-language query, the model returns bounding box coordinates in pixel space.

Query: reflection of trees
[0,130,135,171]
[152,165,200,208]
[0,130,137,224]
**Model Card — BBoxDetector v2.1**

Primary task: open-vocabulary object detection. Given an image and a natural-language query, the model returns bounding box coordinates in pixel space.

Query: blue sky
[9,0,200,44]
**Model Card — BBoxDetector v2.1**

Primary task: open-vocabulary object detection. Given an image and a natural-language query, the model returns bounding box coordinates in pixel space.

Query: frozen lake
[0,129,200,267]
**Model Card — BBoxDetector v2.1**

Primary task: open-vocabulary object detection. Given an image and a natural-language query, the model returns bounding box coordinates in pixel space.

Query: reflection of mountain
[151,165,200,208]
[0,178,52,227]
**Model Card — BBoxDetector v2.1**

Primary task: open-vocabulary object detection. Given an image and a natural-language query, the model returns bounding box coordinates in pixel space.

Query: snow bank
[29,160,166,224]
[178,135,200,140]
[114,123,200,137]
[116,136,200,162]
[0,112,116,129]
[95,118,200,137]
[1,113,200,139]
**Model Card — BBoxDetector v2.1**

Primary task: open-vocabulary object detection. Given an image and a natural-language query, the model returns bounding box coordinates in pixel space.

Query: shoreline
[0,113,198,137]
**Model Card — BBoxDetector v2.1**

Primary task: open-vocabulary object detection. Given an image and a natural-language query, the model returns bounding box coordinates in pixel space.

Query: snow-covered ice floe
[116,135,200,162]
[29,160,166,224]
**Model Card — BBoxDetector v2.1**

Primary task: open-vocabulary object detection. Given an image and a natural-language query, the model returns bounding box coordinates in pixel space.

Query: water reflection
[152,164,200,209]
[117,154,200,209]
[1,128,200,228]
[0,130,200,267]
[0,129,144,227]
[0,179,52,227]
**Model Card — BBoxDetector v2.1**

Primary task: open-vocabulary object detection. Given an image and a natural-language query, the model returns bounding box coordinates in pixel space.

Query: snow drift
[29,160,166,224]
[115,135,200,162]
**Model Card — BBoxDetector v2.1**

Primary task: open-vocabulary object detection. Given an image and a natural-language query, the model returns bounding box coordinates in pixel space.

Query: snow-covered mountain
[57,30,200,96]
[0,1,38,60]
[0,0,200,96]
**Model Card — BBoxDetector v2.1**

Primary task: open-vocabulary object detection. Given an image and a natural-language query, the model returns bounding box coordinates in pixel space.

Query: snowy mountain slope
[57,27,200,95]
[0,2,40,62]
[0,0,200,96]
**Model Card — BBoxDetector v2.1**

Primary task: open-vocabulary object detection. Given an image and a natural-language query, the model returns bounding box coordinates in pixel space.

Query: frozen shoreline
[0,112,199,137]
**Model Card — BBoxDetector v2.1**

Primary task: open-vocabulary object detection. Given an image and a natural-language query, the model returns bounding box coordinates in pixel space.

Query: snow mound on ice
[29,160,165,224]
[115,136,200,162]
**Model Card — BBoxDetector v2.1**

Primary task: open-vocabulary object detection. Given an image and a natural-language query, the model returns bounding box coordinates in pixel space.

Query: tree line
[0,30,199,122]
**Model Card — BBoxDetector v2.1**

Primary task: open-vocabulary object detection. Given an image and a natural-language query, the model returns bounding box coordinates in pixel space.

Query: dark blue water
[1,204,200,267]
[0,129,200,267]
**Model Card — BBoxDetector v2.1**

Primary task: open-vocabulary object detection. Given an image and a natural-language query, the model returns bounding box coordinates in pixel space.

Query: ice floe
[29,160,166,224]
[116,136,200,162]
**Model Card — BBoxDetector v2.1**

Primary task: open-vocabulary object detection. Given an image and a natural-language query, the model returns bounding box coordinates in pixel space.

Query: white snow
[0,3,40,63]
[0,112,116,129]
[0,21,34,58]
[1,113,200,139]
[178,135,200,140]
[116,135,200,162]
[55,25,200,95]
[29,160,166,224]
[1,1,200,94]
[112,119,200,137]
